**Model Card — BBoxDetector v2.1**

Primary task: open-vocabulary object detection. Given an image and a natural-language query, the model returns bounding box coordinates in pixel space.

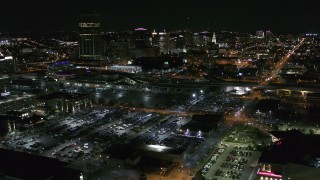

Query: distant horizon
[0,28,316,36]
[1,0,319,35]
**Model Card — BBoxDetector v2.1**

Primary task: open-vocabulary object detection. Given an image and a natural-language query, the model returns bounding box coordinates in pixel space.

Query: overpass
[136,80,320,97]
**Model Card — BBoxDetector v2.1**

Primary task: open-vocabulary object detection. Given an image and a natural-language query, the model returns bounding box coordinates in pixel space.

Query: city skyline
[1,0,320,33]
[1,1,320,180]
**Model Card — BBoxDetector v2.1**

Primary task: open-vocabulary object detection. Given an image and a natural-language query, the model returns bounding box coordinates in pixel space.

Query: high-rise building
[184,31,194,47]
[256,30,265,39]
[133,28,151,48]
[193,33,200,46]
[266,30,273,38]
[151,29,159,47]
[159,30,170,54]
[78,12,102,60]
[212,32,217,44]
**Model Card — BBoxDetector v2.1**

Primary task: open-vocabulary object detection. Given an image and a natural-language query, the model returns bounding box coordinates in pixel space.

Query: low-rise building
[35,92,91,115]
[258,132,320,180]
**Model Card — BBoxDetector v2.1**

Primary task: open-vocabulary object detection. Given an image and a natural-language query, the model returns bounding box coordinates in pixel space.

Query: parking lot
[0,108,155,160]
[199,125,265,180]
[201,143,261,180]
[0,107,197,172]
[0,86,257,180]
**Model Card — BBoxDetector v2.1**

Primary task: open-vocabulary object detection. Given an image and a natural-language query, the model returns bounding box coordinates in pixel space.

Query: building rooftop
[0,148,81,180]
[181,114,222,133]
[269,130,304,139]
[103,144,136,160]
[260,132,320,166]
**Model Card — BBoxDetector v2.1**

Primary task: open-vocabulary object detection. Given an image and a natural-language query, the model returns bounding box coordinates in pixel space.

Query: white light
[4,56,13,60]
[192,93,196,97]
[148,145,169,152]
[1,92,10,97]
[198,130,202,137]
[79,23,100,28]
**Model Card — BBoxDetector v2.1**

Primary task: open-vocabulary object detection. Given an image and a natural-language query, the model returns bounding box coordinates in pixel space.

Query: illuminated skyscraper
[159,30,170,54]
[212,32,217,44]
[78,12,102,60]
[151,29,158,47]
[256,30,265,39]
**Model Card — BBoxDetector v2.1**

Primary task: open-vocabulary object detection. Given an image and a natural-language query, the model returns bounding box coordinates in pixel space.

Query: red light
[276,141,282,145]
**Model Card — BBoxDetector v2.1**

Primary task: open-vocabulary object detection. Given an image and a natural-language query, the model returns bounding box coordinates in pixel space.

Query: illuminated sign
[135,28,147,31]
[258,171,283,178]
[79,23,100,28]
[257,168,283,179]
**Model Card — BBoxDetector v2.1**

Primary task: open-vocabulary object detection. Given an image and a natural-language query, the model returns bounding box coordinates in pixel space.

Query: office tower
[159,30,170,54]
[78,12,102,60]
[266,30,273,38]
[134,28,151,48]
[212,32,217,44]
[193,33,200,46]
[256,30,265,39]
[151,29,159,47]
[184,31,194,47]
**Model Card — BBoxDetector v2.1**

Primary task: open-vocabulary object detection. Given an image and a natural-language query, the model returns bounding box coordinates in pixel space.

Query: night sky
[1,0,320,33]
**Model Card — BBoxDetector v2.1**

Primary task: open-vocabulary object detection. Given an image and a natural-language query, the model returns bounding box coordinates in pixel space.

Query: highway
[261,38,305,85]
